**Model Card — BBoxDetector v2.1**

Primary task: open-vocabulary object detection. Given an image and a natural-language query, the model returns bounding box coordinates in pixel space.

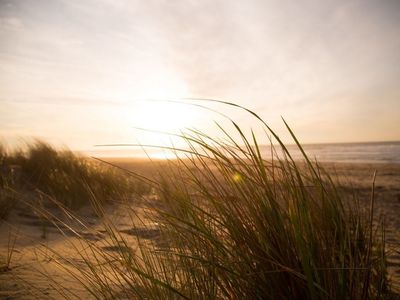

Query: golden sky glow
[0,0,399,154]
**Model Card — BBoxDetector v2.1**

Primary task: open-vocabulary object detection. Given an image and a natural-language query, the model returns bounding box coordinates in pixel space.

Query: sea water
[272,141,400,164]
[87,141,400,164]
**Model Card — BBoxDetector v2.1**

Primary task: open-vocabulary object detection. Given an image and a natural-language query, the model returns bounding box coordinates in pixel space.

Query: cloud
[0,16,23,29]
[0,0,399,147]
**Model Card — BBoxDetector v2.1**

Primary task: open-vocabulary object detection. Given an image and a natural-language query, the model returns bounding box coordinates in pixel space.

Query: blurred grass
[0,144,17,219]
[0,141,148,213]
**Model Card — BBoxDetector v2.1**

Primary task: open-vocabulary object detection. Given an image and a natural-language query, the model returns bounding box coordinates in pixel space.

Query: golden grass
[32,102,391,299]
[0,141,148,214]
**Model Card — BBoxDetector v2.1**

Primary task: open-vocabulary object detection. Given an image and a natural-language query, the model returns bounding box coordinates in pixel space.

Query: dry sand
[0,193,159,299]
[1,161,399,299]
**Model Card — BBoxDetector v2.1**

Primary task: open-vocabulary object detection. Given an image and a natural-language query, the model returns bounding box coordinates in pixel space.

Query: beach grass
[0,144,17,220]
[0,141,148,213]
[38,104,391,299]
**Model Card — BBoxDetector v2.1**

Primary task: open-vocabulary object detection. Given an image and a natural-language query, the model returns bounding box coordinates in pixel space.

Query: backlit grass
[0,141,147,212]
[43,103,390,299]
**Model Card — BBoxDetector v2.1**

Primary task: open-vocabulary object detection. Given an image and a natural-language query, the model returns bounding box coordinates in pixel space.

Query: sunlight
[136,70,189,100]
[123,69,199,133]
[150,151,179,160]
[117,70,201,157]
[134,101,198,132]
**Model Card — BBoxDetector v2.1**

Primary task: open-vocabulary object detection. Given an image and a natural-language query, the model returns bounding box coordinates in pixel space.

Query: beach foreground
[1,159,399,299]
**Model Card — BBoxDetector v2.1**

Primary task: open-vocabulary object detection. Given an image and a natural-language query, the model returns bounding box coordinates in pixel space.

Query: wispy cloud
[0,16,23,29]
[0,0,399,147]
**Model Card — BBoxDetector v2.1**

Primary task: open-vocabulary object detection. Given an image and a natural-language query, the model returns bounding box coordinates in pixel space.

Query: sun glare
[118,71,201,157]
[135,101,198,132]
[134,73,197,131]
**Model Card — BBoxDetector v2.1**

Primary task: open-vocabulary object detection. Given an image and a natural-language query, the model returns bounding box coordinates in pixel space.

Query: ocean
[86,141,400,164]
[277,141,400,164]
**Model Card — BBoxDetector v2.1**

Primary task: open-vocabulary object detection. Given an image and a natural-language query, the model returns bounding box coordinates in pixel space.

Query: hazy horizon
[79,140,400,165]
[1,0,399,152]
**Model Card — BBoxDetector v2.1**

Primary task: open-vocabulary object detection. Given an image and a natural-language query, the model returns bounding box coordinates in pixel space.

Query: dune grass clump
[53,104,389,299]
[149,143,386,299]
[0,178,15,220]
[0,144,18,219]
[0,141,146,210]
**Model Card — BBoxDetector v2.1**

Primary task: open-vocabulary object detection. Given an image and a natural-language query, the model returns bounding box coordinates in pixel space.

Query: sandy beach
[1,160,399,298]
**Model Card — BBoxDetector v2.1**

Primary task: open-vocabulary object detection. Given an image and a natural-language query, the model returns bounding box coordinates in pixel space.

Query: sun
[119,71,201,155]
[135,101,198,132]
[134,73,197,132]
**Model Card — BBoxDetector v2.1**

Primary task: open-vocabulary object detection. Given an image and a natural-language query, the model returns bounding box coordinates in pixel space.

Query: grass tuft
[43,103,390,299]
[0,141,148,211]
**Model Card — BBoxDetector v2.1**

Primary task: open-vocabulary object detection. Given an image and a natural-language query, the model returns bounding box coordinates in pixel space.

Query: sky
[0,0,399,154]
